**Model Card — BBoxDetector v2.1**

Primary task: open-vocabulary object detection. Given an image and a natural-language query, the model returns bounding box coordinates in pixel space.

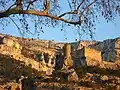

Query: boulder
[60,69,79,82]
[67,70,79,82]
[2,37,14,47]
[100,75,109,81]
[46,67,54,76]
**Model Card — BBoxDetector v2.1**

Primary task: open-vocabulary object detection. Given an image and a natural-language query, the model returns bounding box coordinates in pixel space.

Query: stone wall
[71,41,97,50]
[73,47,102,67]
[89,38,120,61]
[84,47,102,63]
[72,37,120,62]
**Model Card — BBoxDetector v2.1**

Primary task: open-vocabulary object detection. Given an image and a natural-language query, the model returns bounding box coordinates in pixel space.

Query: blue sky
[0,1,120,42]
[1,15,120,43]
[95,15,120,41]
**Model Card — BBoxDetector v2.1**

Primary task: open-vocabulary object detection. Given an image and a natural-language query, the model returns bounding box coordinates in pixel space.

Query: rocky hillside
[0,34,65,76]
[0,33,120,90]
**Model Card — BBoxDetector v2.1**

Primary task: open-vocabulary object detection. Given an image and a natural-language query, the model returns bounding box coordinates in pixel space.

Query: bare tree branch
[77,0,85,11]
[58,11,75,18]
[0,9,81,25]
[9,17,24,36]
[0,0,119,37]
[67,0,72,11]
[80,0,97,20]
[7,3,16,11]
[26,0,37,10]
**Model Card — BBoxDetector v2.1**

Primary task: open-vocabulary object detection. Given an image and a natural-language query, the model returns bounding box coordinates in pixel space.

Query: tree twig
[9,17,24,36]
[77,0,85,11]
[79,0,97,21]
[26,0,37,10]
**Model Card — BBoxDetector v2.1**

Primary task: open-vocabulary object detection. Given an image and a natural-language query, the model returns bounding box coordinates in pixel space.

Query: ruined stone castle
[0,34,120,76]
[0,33,120,89]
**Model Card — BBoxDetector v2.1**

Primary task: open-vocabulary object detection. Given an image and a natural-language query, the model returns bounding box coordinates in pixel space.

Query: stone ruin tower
[63,43,73,69]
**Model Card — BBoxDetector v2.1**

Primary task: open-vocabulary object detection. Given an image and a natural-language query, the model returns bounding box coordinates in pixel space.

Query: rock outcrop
[0,34,120,74]
[88,38,120,61]
[0,35,58,76]
[0,33,120,90]
[0,34,120,73]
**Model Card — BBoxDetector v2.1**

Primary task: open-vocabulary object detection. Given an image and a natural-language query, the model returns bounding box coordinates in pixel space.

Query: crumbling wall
[84,47,102,63]
[71,41,97,50]
[73,47,102,67]
[89,38,120,61]
[72,38,120,62]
